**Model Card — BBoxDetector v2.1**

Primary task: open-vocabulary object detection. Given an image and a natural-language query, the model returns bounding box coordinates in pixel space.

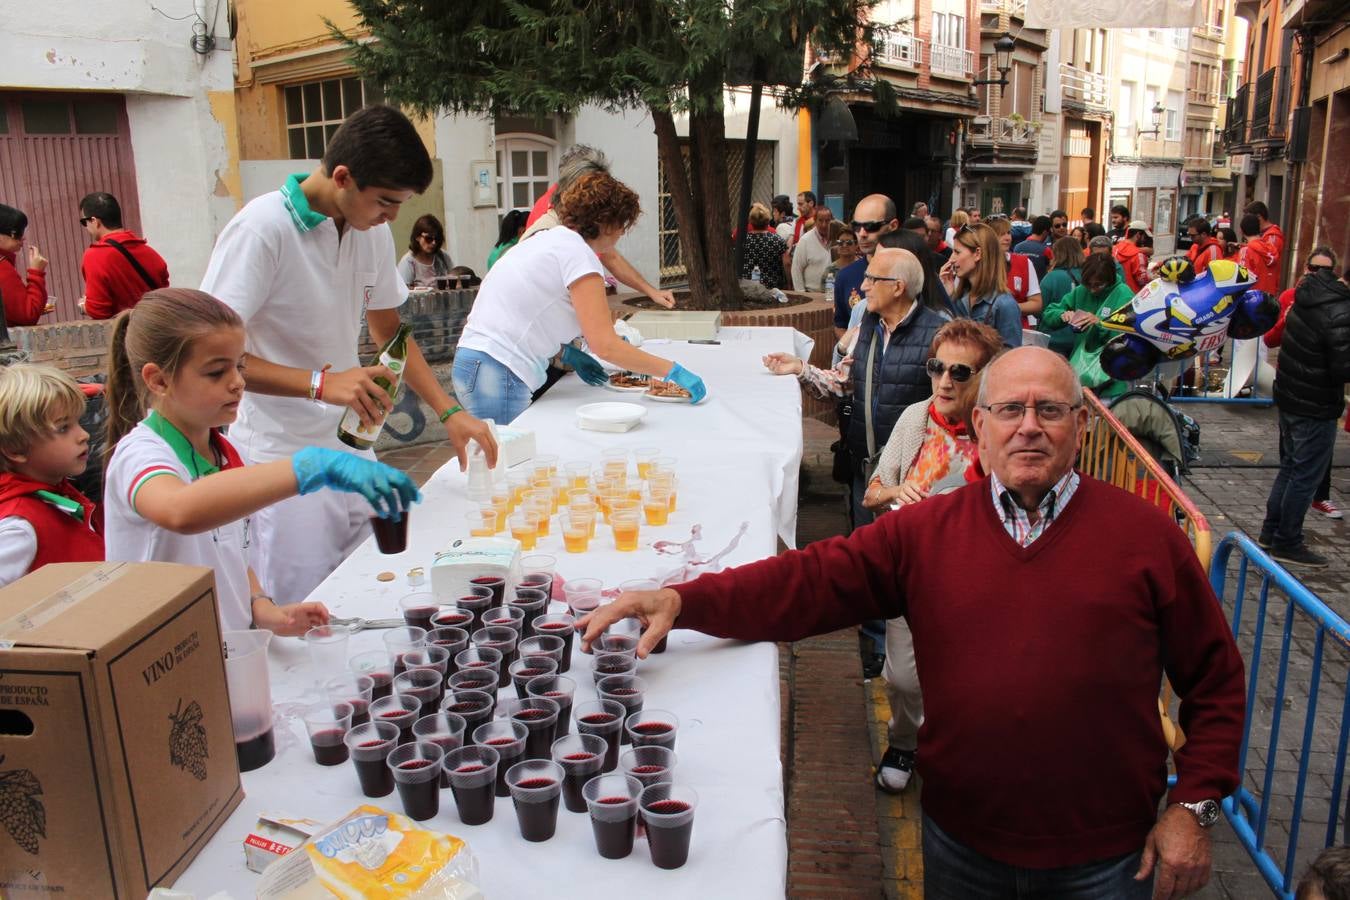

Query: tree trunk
[651,108,713,308]
[689,106,743,309]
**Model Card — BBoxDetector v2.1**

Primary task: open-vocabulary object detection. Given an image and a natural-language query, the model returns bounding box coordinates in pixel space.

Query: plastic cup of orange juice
[563,512,593,553]
[611,510,640,552]
[466,509,497,537]
[634,447,659,480]
[642,489,671,526]
[510,511,541,551]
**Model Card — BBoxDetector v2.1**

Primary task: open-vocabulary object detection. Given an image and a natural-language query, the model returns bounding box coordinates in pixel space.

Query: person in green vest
[1040,252,1136,399]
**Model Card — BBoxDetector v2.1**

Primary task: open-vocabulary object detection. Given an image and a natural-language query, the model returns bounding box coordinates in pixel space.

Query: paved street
[382,399,1349,899]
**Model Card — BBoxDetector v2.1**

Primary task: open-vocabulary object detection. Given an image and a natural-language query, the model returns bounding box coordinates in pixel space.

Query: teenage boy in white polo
[201,105,497,603]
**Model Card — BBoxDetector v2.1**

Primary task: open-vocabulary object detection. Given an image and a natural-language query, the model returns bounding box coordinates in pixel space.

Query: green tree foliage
[338,0,882,307]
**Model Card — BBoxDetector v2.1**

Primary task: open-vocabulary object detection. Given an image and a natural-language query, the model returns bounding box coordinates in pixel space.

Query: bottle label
[338,349,404,441]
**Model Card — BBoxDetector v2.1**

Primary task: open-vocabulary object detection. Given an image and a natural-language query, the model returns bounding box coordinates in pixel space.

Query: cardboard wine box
[0,562,242,897]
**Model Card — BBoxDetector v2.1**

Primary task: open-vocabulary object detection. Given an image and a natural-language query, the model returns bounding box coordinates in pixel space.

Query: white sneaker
[875,747,916,794]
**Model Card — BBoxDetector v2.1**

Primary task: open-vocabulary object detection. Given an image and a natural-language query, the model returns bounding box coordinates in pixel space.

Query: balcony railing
[930,43,974,79]
[874,32,924,70]
[1060,63,1109,109]
[979,0,1027,15]
[1224,82,1250,145]
[1187,86,1220,106]
[1249,67,1286,141]
[968,114,1039,146]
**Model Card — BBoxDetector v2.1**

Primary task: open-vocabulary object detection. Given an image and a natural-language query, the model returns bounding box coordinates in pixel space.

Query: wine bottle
[337,323,412,450]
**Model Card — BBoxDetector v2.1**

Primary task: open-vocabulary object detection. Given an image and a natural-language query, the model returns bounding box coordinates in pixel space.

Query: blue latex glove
[561,344,609,386]
[666,363,707,404]
[291,447,421,520]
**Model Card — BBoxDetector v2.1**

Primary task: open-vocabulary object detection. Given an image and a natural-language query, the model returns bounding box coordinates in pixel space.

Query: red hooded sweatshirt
[0,248,47,327]
[0,473,104,575]
[81,230,169,319]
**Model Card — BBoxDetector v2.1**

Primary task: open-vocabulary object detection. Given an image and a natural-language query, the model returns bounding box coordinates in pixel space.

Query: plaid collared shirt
[990,469,1081,547]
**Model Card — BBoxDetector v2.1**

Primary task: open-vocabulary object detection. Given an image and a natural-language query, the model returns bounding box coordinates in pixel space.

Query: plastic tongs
[328,615,405,634]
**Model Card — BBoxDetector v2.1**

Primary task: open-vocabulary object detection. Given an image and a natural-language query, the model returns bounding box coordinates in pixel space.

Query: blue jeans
[923,814,1151,900]
[451,348,533,426]
[1261,412,1338,550]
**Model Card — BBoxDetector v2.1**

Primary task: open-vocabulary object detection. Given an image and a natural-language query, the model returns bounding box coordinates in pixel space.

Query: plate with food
[645,379,699,403]
[605,372,651,392]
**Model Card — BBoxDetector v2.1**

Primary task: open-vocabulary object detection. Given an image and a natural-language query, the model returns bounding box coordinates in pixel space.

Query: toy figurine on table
[1096,256,1280,381]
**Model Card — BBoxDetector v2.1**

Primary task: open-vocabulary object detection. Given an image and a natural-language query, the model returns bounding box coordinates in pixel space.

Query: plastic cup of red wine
[620,746,677,789]
[510,587,549,633]
[625,708,679,751]
[413,712,466,788]
[563,577,603,618]
[591,653,638,685]
[574,698,626,773]
[530,613,576,673]
[519,554,556,589]
[303,700,353,766]
[323,673,374,727]
[370,511,409,554]
[442,688,495,736]
[482,605,525,636]
[369,693,421,745]
[452,646,503,687]
[473,719,528,797]
[398,592,441,633]
[382,626,428,678]
[392,668,443,717]
[386,740,445,821]
[516,634,564,671]
[640,783,698,869]
[596,632,640,657]
[427,627,469,675]
[509,655,559,700]
[443,744,500,826]
[499,696,561,760]
[552,733,607,813]
[469,575,506,605]
[453,590,495,635]
[430,607,475,632]
[527,674,576,738]
[506,759,564,842]
[348,651,394,702]
[583,773,643,859]
[596,675,647,745]
[402,644,451,679]
[472,625,519,688]
[344,721,399,797]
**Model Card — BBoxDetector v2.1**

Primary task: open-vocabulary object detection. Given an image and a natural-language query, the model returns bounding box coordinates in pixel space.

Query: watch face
[1196,799,1220,827]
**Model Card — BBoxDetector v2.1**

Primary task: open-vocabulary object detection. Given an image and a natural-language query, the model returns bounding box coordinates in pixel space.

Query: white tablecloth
[175,327,802,898]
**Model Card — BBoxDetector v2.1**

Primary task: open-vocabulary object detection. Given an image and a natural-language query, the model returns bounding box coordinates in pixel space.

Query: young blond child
[0,364,104,586]
[102,288,419,636]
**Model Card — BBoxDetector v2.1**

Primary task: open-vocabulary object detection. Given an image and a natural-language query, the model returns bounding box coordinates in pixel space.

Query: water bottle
[751,265,762,284]
[824,269,836,296]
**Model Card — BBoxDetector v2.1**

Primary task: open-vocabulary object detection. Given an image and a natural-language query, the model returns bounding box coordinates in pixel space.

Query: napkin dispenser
[431,537,521,603]
[494,424,537,470]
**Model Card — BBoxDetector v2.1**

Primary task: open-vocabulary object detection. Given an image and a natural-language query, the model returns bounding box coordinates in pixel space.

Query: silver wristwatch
[1177,799,1221,828]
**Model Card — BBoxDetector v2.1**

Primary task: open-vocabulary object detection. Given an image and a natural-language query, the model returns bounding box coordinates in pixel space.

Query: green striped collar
[33,489,84,520]
[281,173,327,233]
[143,411,220,477]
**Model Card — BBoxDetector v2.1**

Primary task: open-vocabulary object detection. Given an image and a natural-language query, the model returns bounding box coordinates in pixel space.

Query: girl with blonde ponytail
[102,289,420,635]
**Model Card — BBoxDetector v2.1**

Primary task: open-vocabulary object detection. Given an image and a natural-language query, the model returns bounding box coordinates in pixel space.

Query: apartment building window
[1165,90,1183,140]
[495,136,555,211]
[1171,29,1189,50]
[1117,82,1136,144]
[284,77,384,159]
[932,12,965,48]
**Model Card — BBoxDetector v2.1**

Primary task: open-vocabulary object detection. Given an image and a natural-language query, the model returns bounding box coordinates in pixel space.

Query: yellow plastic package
[255,805,482,900]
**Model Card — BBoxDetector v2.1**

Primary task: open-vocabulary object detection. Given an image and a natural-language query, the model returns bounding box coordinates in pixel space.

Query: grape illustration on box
[168,698,209,781]
[0,756,45,855]
[1096,256,1280,381]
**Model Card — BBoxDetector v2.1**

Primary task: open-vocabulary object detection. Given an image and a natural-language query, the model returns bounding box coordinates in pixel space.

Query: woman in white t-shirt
[454,171,707,424]
[102,289,420,635]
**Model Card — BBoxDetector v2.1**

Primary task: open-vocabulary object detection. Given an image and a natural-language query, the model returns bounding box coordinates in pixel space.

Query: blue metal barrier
[1210,531,1350,898]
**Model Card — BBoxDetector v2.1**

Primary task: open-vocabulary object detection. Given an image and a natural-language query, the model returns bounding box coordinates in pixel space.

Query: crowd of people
[0,103,1346,897]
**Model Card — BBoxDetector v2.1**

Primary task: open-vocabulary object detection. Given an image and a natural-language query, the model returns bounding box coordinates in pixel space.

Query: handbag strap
[103,238,161,291]
[863,327,880,465]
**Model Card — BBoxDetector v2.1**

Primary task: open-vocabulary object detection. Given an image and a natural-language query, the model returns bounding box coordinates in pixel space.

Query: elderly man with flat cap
[582,346,1245,900]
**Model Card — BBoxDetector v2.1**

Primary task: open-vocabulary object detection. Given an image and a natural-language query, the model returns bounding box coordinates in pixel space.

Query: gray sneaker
[1269,545,1329,569]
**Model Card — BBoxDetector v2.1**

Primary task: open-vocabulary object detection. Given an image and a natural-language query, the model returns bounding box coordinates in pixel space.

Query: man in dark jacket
[1261,267,1350,568]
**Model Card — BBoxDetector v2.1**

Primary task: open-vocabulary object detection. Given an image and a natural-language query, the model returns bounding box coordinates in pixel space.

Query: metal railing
[875,32,923,69]
[1060,63,1110,109]
[1210,533,1350,899]
[1251,68,1276,139]
[930,43,973,79]
[1078,389,1212,568]
[979,0,1027,15]
[1226,83,1251,145]
[967,114,1039,146]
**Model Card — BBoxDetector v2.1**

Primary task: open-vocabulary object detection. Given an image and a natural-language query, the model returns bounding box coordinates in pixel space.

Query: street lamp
[973,32,1017,89]
[1137,101,1166,138]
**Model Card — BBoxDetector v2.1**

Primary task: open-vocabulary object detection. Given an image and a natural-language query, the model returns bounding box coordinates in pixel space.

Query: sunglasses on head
[926,358,977,382]
[851,219,888,234]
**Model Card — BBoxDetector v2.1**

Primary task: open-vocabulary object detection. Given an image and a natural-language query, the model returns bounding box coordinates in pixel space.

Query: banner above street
[1024,0,1205,28]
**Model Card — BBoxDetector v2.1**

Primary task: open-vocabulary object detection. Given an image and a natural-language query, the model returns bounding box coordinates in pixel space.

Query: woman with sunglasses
[860,318,1003,795]
[938,222,1023,348]
[397,213,454,288]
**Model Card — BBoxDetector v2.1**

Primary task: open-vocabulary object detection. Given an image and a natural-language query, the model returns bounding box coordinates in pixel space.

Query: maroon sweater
[675,475,1244,868]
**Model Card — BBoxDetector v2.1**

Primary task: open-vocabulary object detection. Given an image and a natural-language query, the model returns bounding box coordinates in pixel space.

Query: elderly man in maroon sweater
[581,346,1245,900]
